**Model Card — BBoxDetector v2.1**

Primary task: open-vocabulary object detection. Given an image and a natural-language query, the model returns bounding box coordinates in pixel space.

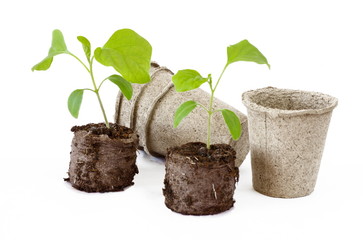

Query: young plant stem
[206,64,228,149]
[69,53,110,128]
[89,57,110,128]
[206,78,214,149]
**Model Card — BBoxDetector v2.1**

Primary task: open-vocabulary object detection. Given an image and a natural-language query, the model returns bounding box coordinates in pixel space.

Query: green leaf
[94,29,152,84]
[32,29,69,71]
[174,100,198,128]
[77,36,91,62]
[172,69,208,92]
[31,57,54,71]
[68,89,84,118]
[220,109,242,140]
[227,40,270,68]
[48,29,68,55]
[106,74,133,100]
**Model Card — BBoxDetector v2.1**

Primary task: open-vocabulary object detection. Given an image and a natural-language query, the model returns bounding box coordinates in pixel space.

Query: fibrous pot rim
[242,87,338,118]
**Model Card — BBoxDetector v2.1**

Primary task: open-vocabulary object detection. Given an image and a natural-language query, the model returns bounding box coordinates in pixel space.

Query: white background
[1,0,362,239]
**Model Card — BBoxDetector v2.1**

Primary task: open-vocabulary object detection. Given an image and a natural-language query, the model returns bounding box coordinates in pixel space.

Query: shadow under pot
[163,142,239,215]
[242,87,338,198]
[66,123,139,193]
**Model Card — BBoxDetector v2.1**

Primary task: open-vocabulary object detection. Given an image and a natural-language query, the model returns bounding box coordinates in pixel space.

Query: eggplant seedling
[32,29,152,128]
[172,39,269,149]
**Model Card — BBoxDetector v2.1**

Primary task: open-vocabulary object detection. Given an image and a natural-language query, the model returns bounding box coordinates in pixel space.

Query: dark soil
[71,123,134,139]
[66,123,139,193]
[163,142,239,215]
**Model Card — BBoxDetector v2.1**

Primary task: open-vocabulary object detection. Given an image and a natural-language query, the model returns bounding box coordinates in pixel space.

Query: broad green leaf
[106,74,133,100]
[172,69,208,92]
[227,40,270,68]
[220,109,242,140]
[94,29,152,84]
[32,29,69,71]
[48,29,68,55]
[31,57,54,71]
[68,89,84,118]
[77,36,91,62]
[174,100,198,128]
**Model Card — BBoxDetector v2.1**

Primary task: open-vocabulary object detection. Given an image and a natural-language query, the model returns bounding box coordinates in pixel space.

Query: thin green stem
[206,111,213,149]
[89,56,110,128]
[213,109,223,114]
[68,52,90,73]
[206,76,214,149]
[206,64,229,149]
[67,52,110,128]
[212,64,228,93]
[82,88,96,93]
[97,77,109,91]
[196,103,209,112]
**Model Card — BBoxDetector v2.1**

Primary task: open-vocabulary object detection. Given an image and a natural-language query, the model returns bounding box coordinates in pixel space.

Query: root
[212,183,217,200]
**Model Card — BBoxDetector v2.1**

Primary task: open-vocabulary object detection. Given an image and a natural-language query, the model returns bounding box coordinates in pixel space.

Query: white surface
[1,0,362,239]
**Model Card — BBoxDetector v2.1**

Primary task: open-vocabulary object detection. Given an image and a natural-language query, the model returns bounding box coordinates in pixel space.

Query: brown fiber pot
[66,123,139,193]
[163,142,239,215]
[242,87,338,198]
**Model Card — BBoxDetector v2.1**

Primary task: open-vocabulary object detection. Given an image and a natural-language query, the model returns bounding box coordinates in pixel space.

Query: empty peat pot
[163,142,239,215]
[66,123,139,193]
[242,87,338,198]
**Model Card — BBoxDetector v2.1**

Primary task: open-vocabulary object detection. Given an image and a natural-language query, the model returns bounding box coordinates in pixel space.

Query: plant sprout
[32,29,152,128]
[172,40,269,149]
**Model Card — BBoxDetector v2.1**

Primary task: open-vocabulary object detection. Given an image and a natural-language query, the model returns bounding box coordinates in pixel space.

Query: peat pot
[115,62,249,167]
[66,123,139,193]
[163,142,239,215]
[242,87,338,198]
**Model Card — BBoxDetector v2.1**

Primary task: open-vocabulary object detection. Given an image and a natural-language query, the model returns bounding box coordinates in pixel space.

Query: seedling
[173,40,269,149]
[32,29,152,128]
